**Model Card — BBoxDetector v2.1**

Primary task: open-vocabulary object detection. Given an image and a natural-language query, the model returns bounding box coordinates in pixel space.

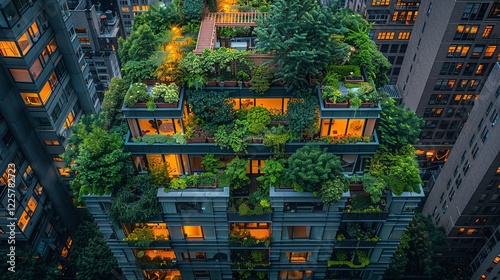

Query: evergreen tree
[255,0,350,89]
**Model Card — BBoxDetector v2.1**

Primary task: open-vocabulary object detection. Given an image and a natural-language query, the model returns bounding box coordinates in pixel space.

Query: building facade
[422,62,500,279]
[85,84,423,280]
[396,0,500,167]
[0,0,100,271]
[69,0,123,99]
[116,0,158,36]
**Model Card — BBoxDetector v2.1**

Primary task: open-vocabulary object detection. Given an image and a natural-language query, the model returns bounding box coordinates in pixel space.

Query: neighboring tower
[0,0,99,271]
[68,0,123,99]
[422,62,500,277]
[116,0,159,36]
[396,0,499,169]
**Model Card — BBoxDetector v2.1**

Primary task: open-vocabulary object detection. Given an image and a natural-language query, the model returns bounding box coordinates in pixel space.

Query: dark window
[423,108,444,118]
[390,44,399,53]
[434,79,456,90]
[456,108,467,118]
[480,127,490,142]
[395,56,404,65]
[439,120,450,129]
[392,67,400,75]
[462,3,489,20]
[486,102,494,116]
[488,3,500,18]
[428,94,450,105]
[471,45,485,57]
[2,130,14,148]
[380,44,389,52]
[440,62,463,75]
[445,108,454,118]
[399,44,407,53]
[462,63,476,75]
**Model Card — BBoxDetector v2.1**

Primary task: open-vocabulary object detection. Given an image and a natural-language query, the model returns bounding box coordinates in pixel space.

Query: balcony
[121,87,186,119]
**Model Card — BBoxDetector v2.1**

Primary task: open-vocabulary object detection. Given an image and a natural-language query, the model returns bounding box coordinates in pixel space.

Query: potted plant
[322,86,347,108]
[123,226,155,247]
[198,172,217,188]
[250,65,272,94]
[152,83,180,107]
[124,82,150,108]
[238,70,251,87]
[247,106,271,138]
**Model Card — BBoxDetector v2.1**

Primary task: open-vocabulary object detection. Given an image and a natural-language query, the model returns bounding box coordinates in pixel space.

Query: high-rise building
[396,0,500,168]
[0,0,100,271]
[68,0,123,99]
[85,79,423,279]
[116,0,158,36]
[422,62,500,279]
[345,0,420,85]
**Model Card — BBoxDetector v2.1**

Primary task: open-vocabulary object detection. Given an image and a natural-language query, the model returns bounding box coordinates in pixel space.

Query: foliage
[124,82,150,107]
[257,158,287,189]
[287,145,343,193]
[229,227,272,247]
[202,154,224,174]
[263,125,290,157]
[329,65,362,78]
[187,90,234,126]
[322,85,345,103]
[349,195,373,211]
[0,246,61,280]
[170,177,188,190]
[318,134,371,144]
[385,214,447,279]
[124,226,155,247]
[122,59,159,83]
[225,157,250,189]
[68,221,118,280]
[150,163,171,186]
[361,173,386,204]
[214,119,249,153]
[319,176,349,204]
[198,172,217,187]
[146,100,156,111]
[179,52,210,89]
[119,24,159,66]
[328,250,370,268]
[133,2,182,34]
[110,175,161,224]
[250,64,273,94]
[180,0,203,21]
[68,124,131,204]
[247,106,271,135]
[378,98,424,152]
[255,0,350,89]
[151,83,179,103]
[369,145,422,195]
[286,95,318,138]
[202,47,252,80]
[100,78,129,130]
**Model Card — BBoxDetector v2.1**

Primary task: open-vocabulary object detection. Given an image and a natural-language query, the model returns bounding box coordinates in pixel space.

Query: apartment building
[69,0,123,99]
[85,83,423,280]
[396,0,500,167]
[117,0,158,36]
[422,62,500,279]
[0,0,100,270]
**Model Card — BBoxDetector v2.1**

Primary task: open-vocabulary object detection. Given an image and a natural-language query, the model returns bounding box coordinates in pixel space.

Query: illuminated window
[454,25,479,40]
[482,25,494,38]
[392,11,418,23]
[372,0,389,6]
[30,59,43,80]
[121,7,129,12]
[18,32,32,55]
[78,37,90,45]
[47,38,58,54]
[39,81,53,104]
[488,3,500,18]
[458,228,465,233]
[183,226,203,239]
[21,93,42,106]
[447,45,470,58]
[496,166,500,174]
[58,167,71,177]
[63,111,75,129]
[9,68,32,83]
[484,45,497,58]
[280,270,311,279]
[0,41,21,57]
[466,228,478,235]
[398,32,411,40]
[44,140,60,146]
[132,5,141,11]
[181,252,206,260]
[475,63,488,75]
[75,28,86,33]
[494,256,500,264]
[23,165,32,181]
[377,32,395,40]
[286,252,311,262]
[27,21,40,40]
[17,197,38,232]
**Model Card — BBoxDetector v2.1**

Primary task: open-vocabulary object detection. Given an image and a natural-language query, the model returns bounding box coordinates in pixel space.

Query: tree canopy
[65,123,131,204]
[67,221,119,280]
[255,0,350,89]
[0,246,60,280]
[378,98,424,152]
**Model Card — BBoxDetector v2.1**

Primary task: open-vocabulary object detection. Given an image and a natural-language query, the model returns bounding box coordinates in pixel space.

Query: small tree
[286,95,318,139]
[319,176,349,204]
[187,90,235,127]
[68,221,119,280]
[225,157,250,190]
[378,98,424,152]
[256,158,287,190]
[287,145,343,193]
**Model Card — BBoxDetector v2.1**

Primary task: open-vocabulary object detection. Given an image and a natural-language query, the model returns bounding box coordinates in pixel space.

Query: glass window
[377,32,395,40]
[1,2,20,27]
[39,81,53,103]
[482,25,494,38]
[484,45,497,58]
[9,69,32,83]
[27,21,40,41]
[0,41,21,57]
[30,59,43,80]
[183,226,203,239]
[288,226,310,239]
[398,32,411,40]
[17,32,32,55]
[488,3,500,18]
[21,93,42,106]
[286,252,311,262]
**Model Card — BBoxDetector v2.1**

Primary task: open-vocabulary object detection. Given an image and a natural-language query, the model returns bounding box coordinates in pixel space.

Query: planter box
[324,100,349,108]
[252,137,264,143]
[132,103,148,108]
[270,120,289,126]
[186,137,206,143]
[156,102,178,108]
[224,80,238,87]
[361,102,374,108]
[206,81,218,87]
[344,76,364,83]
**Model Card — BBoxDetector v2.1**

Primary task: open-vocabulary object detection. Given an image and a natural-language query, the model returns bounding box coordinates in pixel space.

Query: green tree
[68,124,132,204]
[255,0,350,88]
[286,94,318,139]
[118,24,158,65]
[133,2,182,34]
[186,90,235,127]
[0,246,60,279]
[287,145,343,193]
[181,0,203,21]
[68,221,119,280]
[100,78,129,131]
[378,98,424,152]
[369,145,422,195]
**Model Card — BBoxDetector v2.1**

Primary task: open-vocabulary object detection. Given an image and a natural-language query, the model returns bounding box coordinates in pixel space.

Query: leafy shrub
[247,106,271,135]
[225,157,250,189]
[124,82,149,107]
[181,0,203,21]
[328,65,361,78]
